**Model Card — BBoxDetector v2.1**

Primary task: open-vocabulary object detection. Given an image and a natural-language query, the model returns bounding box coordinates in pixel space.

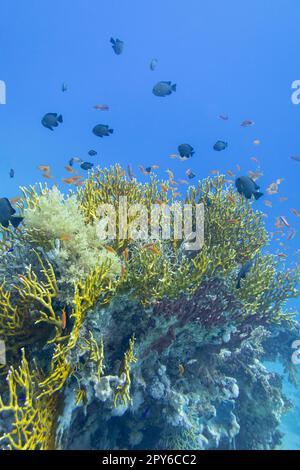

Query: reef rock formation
[0,165,299,450]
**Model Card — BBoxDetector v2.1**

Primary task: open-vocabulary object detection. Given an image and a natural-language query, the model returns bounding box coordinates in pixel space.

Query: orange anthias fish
[38,165,50,172]
[60,233,72,242]
[143,243,160,255]
[121,264,126,277]
[227,219,239,224]
[253,139,260,145]
[123,248,129,262]
[250,157,259,164]
[65,165,76,174]
[236,164,241,172]
[104,245,117,254]
[62,176,82,184]
[290,208,300,217]
[210,169,220,175]
[10,197,21,205]
[226,170,235,177]
[227,194,236,204]
[61,308,67,330]
[43,172,53,179]
[178,363,185,377]
[264,200,273,208]
[248,170,263,180]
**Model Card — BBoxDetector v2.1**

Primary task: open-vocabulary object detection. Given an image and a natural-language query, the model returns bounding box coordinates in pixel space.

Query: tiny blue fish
[110,37,124,55]
[150,58,158,71]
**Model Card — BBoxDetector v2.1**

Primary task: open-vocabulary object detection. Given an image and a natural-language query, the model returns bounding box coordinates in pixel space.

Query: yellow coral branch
[114,335,137,407]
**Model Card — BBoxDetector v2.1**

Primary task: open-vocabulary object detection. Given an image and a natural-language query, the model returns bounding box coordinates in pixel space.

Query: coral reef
[0,165,299,450]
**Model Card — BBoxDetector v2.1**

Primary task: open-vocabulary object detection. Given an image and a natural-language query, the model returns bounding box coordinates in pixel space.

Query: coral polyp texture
[0,165,299,450]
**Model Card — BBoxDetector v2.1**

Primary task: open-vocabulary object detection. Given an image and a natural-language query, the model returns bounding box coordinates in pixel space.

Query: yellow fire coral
[14,252,60,330]
[0,282,23,337]
[114,335,137,406]
[0,349,57,450]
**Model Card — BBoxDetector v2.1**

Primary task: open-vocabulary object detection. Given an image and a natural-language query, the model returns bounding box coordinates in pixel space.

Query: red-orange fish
[61,308,67,330]
[38,165,50,172]
[65,165,76,173]
[291,208,300,218]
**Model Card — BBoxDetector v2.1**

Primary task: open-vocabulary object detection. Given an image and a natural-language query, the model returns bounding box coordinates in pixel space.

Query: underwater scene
[0,0,300,453]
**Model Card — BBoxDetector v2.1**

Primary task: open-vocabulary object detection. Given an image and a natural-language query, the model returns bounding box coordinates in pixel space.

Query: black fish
[235,176,263,200]
[80,162,94,171]
[0,198,23,228]
[152,81,176,97]
[213,140,228,151]
[41,113,63,131]
[178,143,194,159]
[9,169,14,178]
[93,124,114,138]
[88,150,97,157]
[236,260,254,289]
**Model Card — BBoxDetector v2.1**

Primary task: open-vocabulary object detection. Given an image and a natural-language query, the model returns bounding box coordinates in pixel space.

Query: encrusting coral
[0,164,299,450]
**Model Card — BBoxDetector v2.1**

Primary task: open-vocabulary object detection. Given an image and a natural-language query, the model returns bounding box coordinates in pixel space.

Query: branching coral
[67,263,118,351]
[37,345,73,399]
[0,164,298,451]
[14,252,60,330]
[0,349,57,450]
[81,332,105,382]
[0,282,23,337]
[114,335,137,407]
[232,255,299,324]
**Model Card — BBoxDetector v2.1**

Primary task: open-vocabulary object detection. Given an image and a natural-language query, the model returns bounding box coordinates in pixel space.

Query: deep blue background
[0,0,299,279]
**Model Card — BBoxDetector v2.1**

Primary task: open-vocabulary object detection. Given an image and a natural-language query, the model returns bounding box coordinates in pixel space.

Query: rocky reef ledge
[0,165,299,450]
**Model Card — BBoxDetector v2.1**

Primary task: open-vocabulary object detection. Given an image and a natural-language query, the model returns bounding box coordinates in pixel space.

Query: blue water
[0,0,299,449]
